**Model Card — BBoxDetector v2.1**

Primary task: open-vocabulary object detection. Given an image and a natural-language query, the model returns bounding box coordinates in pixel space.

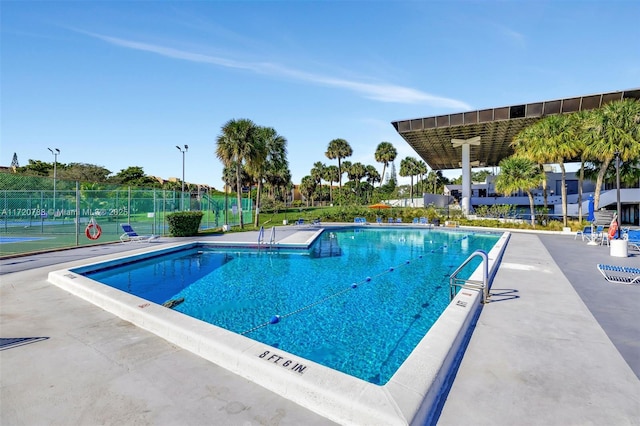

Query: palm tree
[249,126,287,227]
[512,114,580,227]
[582,98,640,210]
[350,162,367,199]
[299,175,316,207]
[415,160,428,194]
[262,127,289,204]
[365,165,380,187]
[341,161,353,184]
[495,156,544,227]
[310,162,325,203]
[216,118,258,229]
[324,165,339,203]
[374,142,397,187]
[567,110,592,222]
[325,138,353,189]
[399,157,419,201]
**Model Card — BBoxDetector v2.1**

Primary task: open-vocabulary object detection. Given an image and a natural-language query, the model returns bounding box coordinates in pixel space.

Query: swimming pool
[49,226,510,425]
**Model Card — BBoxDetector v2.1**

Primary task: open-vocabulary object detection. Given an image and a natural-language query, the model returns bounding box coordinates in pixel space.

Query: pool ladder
[449,250,490,304]
[258,226,276,248]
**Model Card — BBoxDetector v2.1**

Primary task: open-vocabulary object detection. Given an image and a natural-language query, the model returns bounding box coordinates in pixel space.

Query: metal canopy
[391,88,640,170]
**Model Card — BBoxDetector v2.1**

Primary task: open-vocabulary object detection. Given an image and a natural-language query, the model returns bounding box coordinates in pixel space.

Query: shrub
[166,211,204,236]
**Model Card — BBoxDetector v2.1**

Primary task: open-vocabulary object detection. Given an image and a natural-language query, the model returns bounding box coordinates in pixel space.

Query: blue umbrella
[587,195,595,222]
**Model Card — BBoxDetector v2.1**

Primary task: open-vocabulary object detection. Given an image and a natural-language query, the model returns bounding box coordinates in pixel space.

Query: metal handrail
[258,226,265,245]
[449,249,489,303]
[269,226,276,245]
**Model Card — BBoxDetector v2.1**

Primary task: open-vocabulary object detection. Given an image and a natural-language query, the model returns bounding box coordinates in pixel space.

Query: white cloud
[83,31,471,109]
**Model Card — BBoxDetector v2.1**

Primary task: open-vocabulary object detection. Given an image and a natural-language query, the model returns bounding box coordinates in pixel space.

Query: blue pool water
[82,227,499,384]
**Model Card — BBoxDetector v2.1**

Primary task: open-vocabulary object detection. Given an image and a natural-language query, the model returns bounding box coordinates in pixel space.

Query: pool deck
[1,226,639,425]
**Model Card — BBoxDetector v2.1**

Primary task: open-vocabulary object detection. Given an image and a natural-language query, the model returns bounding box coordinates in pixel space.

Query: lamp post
[176,145,188,210]
[615,151,621,239]
[48,148,60,214]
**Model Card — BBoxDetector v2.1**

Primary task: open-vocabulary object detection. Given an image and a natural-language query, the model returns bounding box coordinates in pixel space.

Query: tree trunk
[527,191,536,227]
[542,174,548,208]
[593,157,611,210]
[235,164,244,229]
[578,157,585,222]
[560,162,567,227]
[254,180,263,228]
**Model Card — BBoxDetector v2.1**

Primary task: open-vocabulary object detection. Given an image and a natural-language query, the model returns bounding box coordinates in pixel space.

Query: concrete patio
[1,227,639,425]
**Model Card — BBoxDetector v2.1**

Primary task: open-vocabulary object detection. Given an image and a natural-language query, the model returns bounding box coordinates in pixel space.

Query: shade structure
[369,203,391,209]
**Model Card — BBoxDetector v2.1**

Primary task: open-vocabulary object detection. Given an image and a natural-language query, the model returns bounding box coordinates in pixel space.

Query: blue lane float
[269,315,281,324]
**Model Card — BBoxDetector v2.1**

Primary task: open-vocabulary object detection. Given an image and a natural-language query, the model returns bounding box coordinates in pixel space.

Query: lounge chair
[294,218,305,226]
[575,225,594,241]
[597,264,640,285]
[625,230,640,251]
[120,224,158,243]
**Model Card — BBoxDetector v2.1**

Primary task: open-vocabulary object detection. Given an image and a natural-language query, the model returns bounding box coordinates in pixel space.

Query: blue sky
[2,0,639,189]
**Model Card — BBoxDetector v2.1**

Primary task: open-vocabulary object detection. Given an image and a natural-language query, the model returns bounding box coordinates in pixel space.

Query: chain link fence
[0,173,252,256]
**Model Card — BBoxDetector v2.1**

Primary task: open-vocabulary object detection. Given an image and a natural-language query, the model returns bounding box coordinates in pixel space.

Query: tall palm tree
[415,160,428,194]
[495,156,544,227]
[325,138,353,189]
[350,162,367,198]
[263,128,289,203]
[324,165,339,203]
[216,118,258,229]
[341,161,353,184]
[568,110,591,222]
[374,142,397,187]
[310,162,325,202]
[299,175,316,207]
[582,98,640,210]
[249,126,287,227]
[399,157,419,201]
[365,165,380,187]
[512,114,580,227]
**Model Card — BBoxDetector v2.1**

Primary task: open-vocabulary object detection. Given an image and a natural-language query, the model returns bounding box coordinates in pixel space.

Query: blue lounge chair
[575,225,594,241]
[597,264,640,285]
[625,230,640,251]
[120,224,158,243]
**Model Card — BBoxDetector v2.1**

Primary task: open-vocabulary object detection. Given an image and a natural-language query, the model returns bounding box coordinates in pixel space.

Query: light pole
[48,148,60,214]
[615,151,621,239]
[176,145,188,210]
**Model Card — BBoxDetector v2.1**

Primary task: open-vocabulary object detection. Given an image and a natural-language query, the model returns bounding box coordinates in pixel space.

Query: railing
[258,226,276,248]
[449,249,489,304]
[269,226,276,246]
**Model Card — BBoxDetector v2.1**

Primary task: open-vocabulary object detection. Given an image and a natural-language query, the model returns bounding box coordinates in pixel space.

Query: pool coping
[47,228,510,425]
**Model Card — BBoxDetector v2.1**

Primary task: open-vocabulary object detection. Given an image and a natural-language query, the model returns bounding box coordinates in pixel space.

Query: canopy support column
[452,136,481,216]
